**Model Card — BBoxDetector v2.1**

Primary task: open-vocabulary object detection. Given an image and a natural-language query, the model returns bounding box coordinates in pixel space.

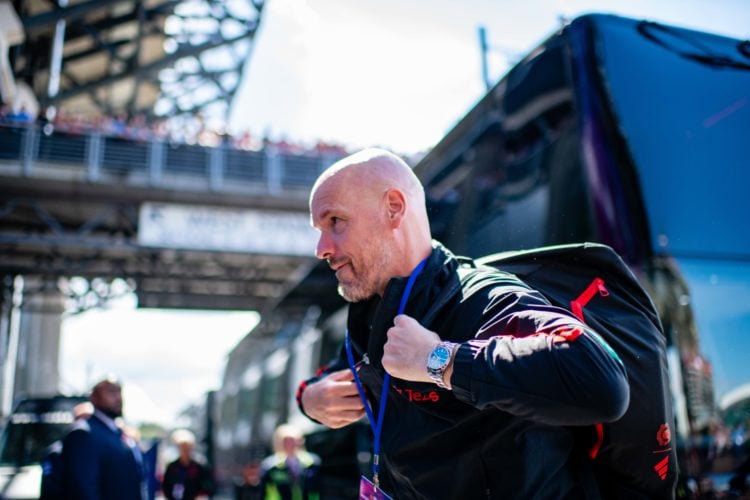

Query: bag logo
[656,423,671,446]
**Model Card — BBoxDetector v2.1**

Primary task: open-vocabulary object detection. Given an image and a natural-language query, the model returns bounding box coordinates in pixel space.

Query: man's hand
[383,314,441,383]
[300,369,366,428]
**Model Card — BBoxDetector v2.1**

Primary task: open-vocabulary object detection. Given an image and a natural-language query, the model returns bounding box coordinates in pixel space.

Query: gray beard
[337,245,391,302]
[338,282,371,303]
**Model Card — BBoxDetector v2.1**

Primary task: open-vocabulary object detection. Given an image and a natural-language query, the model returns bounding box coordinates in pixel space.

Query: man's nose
[315,232,333,260]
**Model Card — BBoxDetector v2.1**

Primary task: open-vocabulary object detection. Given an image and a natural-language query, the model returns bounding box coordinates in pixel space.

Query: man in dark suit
[61,377,147,500]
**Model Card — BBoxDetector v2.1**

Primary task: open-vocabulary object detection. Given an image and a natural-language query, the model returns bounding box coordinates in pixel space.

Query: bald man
[297,149,629,499]
[61,378,147,500]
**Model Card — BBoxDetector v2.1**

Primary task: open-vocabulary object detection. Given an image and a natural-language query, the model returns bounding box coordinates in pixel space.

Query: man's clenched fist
[382,314,441,383]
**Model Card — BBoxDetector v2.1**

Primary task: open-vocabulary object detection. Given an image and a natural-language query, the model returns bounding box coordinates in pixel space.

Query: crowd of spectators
[0,104,351,157]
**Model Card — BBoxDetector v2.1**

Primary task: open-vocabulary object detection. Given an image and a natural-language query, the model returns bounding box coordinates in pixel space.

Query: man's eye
[330,217,347,232]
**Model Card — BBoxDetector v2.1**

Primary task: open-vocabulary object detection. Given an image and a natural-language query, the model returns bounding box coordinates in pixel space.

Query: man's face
[91,382,123,418]
[310,177,393,302]
[242,462,261,484]
[282,436,297,456]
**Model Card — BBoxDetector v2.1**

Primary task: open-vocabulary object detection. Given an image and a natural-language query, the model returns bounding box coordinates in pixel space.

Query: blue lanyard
[345,257,428,487]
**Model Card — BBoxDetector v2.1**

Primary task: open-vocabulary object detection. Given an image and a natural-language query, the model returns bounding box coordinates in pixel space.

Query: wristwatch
[426,341,459,389]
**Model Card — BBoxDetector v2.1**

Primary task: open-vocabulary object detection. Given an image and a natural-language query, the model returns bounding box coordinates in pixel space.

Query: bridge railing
[0,124,343,197]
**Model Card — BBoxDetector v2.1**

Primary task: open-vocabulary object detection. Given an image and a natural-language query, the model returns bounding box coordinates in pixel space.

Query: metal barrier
[0,124,340,196]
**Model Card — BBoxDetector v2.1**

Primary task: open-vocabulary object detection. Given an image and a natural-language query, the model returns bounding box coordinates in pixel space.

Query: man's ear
[384,188,407,227]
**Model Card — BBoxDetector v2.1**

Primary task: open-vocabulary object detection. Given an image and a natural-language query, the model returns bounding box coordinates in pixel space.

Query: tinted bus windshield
[595,16,750,259]
[0,397,86,467]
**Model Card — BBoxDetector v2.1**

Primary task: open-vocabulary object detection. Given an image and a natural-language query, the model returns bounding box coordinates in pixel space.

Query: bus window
[0,396,87,467]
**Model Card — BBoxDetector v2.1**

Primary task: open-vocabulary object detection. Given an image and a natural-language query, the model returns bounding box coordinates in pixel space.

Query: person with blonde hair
[260,423,320,500]
[162,428,215,500]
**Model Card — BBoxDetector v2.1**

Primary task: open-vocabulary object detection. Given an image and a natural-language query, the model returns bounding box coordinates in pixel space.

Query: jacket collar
[93,409,121,434]
[346,241,460,368]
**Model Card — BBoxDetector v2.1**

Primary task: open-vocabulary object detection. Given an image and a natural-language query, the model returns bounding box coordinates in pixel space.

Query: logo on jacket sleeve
[654,456,669,480]
[656,423,671,446]
[652,423,672,481]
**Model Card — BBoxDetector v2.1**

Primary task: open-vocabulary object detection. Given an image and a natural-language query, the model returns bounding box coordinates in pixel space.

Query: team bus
[0,395,88,499]
[213,13,750,498]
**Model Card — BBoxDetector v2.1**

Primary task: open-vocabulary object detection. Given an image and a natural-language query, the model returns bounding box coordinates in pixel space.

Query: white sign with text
[138,202,317,256]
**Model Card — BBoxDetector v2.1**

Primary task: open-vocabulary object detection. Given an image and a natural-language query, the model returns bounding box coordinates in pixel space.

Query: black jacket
[300,242,629,499]
[162,458,215,500]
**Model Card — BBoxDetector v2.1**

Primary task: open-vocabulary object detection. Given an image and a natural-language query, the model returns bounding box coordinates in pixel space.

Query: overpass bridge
[0,0,347,414]
[0,122,343,410]
[0,123,339,311]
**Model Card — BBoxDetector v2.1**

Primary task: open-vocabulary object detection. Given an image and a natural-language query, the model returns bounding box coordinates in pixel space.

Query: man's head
[90,376,123,419]
[241,461,262,485]
[309,148,432,302]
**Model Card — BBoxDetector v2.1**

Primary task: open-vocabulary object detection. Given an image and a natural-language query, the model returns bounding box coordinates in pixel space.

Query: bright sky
[229,0,750,154]
[61,0,750,428]
[60,297,258,427]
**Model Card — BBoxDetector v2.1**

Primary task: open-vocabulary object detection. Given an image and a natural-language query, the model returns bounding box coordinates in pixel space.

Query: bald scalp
[91,377,121,396]
[311,148,426,219]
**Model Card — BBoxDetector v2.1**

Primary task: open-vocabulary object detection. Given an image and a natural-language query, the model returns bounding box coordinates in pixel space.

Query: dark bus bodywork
[417,13,750,497]
[214,13,750,498]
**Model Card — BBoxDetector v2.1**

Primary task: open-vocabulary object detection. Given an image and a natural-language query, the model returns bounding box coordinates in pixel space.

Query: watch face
[427,345,451,370]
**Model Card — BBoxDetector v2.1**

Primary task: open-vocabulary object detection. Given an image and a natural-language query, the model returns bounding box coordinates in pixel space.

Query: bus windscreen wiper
[637,21,750,71]
[738,40,750,60]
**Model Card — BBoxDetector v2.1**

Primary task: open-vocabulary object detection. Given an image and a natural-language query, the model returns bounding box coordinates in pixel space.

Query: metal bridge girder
[11,0,265,124]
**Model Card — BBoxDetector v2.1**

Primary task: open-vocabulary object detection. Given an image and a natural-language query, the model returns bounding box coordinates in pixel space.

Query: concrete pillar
[149,140,164,186]
[265,146,282,195]
[13,277,64,400]
[209,145,224,191]
[0,276,15,417]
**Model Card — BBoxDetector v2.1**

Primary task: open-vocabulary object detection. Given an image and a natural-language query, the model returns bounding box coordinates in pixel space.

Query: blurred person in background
[39,401,93,500]
[61,376,148,500]
[259,423,321,500]
[162,428,215,500]
[233,460,263,500]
